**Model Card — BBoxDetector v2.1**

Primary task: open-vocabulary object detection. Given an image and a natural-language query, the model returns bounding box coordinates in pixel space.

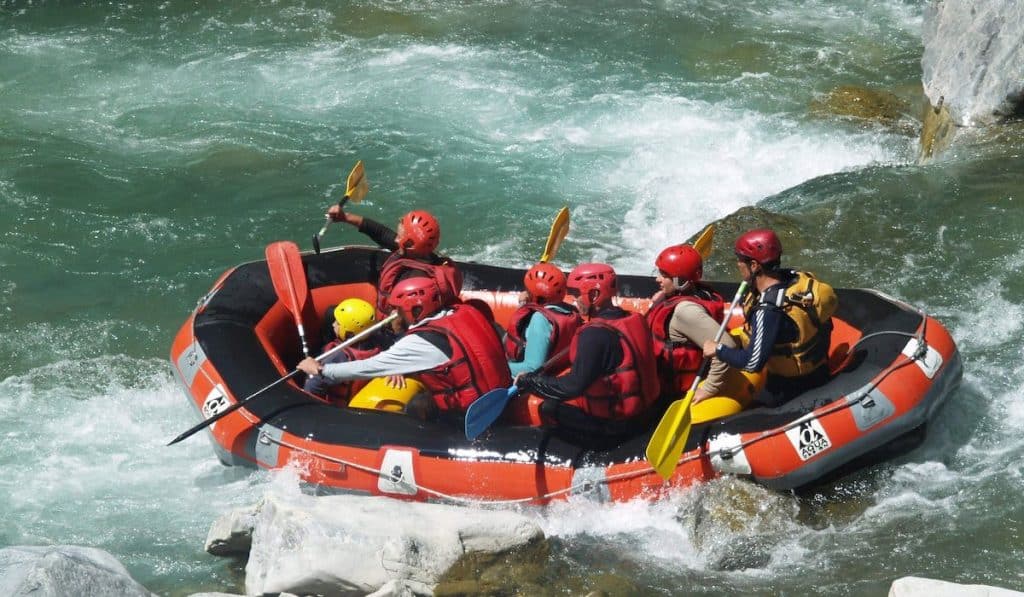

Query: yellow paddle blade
[645,390,696,481]
[692,224,714,260]
[345,160,369,203]
[539,207,570,263]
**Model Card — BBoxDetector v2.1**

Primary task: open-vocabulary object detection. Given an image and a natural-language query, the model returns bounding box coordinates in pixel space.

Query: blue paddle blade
[465,385,518,440]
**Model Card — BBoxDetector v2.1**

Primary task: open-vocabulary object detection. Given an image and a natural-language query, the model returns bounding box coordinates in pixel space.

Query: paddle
[464,348,570,440]
[539,207,570,263]
[168,312,400,446]
[465,386,518,440]
[645,280,748,480]
[692,224,714,260]
[266,241,312,357]
[312,160,369,254]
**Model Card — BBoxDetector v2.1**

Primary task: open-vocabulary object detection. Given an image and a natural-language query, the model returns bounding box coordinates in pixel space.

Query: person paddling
[504,262,581,376]
[515,263,660,439]
[647,244,736,404]
[303,298,392,403]
[703,229,837,406]
[297,277,510,421]
[327,205,462,312]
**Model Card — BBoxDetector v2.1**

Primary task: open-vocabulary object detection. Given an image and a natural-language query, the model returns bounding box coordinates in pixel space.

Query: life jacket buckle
[791,291,815,308]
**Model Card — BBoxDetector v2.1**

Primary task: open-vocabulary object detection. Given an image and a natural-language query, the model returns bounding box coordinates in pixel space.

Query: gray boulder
[205,503,258,556]
[0,545,154,597]
[238,493,545,596]
[921,0,1024,126]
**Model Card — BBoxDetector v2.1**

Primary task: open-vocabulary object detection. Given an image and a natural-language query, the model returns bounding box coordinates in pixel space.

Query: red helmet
[395,210,440,257]
[567,263,616,311]
[388,276,442,322]
[734,229,782,265]
[524,262,567,304]
[655,244,703,283]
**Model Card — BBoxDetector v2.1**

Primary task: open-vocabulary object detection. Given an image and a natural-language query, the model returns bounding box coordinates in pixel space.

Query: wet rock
[921,0,1024,127]
[228,493,545,596]
[685,478,800,571]
[889,576,1024,596]
[204,504,258,556]
[0,545,154,597]
[810,85,912,130]
[918,98,956,161]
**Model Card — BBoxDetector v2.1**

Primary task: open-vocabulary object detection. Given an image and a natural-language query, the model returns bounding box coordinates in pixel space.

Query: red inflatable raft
[169,246,961,503]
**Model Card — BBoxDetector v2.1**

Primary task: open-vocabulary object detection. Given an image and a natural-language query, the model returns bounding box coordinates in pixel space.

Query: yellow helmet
[333,298,376,340]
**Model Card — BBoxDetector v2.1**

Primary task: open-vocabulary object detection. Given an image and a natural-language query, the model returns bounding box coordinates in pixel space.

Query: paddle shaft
[687,280,749,395]
[168,312,399,446]
[316,195,350,238]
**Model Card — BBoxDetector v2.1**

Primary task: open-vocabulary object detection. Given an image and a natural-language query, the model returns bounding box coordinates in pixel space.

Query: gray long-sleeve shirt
[320,311,452,382]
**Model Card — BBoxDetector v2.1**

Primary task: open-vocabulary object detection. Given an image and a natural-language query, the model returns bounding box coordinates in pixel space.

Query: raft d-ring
[258,431,271,445]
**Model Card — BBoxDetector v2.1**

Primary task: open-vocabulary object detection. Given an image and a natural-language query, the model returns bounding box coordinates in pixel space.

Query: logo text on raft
[785,419,832,461]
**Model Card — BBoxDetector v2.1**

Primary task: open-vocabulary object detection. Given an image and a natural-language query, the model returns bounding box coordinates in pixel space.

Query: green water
[2,1,1021,595]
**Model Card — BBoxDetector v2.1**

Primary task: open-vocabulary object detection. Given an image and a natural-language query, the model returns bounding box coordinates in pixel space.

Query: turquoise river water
[2,2,1023,595]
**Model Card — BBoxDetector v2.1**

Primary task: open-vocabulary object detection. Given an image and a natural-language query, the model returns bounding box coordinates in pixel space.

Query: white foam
[564,94,904,271]
[0,356,267,552]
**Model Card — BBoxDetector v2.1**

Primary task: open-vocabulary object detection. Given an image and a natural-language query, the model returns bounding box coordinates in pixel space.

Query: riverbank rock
[921,0,1024,127]
[0,545,154,597]
[889,576,1024,596]
[209,493,546,596]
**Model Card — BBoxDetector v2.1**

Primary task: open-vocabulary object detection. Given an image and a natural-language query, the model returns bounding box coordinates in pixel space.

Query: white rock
[242,493,544,596]
[921,0,1024,126]
[890,576,1024,597]
[0,545,154,597]
[205,504,259,556]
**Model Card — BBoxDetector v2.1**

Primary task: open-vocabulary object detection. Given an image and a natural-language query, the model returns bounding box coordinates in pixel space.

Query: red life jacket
[319,340,384,404]
[502,303,581,371]
[645,285,725,396]
[411,304,512,412]
[377,253,463,313]
[563,312,660,420]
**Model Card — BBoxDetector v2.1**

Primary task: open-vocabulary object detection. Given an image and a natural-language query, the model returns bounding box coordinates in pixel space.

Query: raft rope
[259,431,660,505]
[181,299,935,503]
[710,315,931,462]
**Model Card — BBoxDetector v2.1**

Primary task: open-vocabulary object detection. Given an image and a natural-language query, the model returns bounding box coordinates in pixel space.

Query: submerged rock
[209,493,546,596]
[684,478,800,571]
[809,85,913,131]
[921,0,1024,127]
[0,545,154,597]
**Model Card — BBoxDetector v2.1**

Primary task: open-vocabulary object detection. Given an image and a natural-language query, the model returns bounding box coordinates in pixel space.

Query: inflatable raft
[169,245,962,503]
